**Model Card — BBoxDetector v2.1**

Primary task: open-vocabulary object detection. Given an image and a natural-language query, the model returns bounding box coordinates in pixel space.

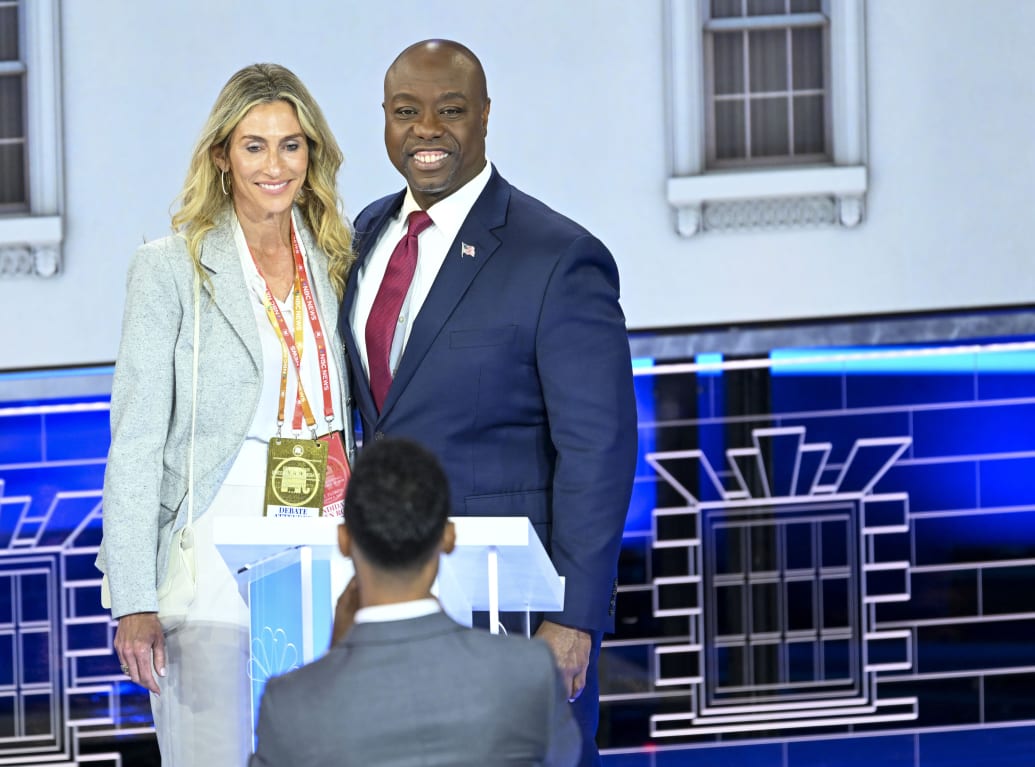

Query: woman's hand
[114,612,166,694]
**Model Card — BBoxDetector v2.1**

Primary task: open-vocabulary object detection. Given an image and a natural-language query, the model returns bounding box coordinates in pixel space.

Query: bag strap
[187,267,200,528]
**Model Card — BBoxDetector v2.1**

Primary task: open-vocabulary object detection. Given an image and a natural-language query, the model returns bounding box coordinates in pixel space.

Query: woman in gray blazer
[96,63,354,766]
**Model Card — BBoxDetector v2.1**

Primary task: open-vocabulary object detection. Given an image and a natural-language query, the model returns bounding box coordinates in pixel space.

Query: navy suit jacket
[341,168,637,632]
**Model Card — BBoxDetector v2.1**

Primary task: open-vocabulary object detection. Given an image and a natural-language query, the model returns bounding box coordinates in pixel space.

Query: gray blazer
[97,208,352,618]
[250,612,581,767]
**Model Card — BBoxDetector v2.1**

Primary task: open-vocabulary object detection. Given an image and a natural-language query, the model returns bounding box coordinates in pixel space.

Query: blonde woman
[97,63,354,765]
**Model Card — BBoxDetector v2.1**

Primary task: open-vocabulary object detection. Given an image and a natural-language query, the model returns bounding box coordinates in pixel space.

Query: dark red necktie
[365,210,433,412]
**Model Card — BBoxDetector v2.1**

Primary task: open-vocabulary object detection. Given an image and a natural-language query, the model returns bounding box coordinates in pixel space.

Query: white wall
[3,0,1034,370]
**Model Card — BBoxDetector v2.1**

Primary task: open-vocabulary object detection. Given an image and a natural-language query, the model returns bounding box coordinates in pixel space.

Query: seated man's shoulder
[460,627,556,670]
[263,644,348,698]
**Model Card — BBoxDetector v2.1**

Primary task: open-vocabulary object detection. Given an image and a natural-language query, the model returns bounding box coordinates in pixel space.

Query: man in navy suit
[341,39,637,765]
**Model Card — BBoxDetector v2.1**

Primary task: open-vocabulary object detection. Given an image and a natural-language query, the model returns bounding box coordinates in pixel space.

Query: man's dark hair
[343,437,450,570]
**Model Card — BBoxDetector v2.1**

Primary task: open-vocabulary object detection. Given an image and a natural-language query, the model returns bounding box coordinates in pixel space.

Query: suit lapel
[379,172,510,419]
[199,214,262,373]
[342,194,406,424]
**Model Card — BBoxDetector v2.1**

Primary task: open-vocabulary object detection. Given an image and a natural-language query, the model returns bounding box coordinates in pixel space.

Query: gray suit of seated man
[249,437,581,767]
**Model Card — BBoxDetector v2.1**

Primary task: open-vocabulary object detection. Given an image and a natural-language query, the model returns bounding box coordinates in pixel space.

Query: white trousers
[150,484,261,766]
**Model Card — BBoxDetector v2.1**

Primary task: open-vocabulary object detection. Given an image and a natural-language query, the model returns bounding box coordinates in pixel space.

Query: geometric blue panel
[0,414,44,464]
[914,511,1035,566]
[835,440,908,493]
[11,336,1035,766]
[37,495,102,548]
[43,406,111,461]
[918,724,1035,767]
[787,733,915,767]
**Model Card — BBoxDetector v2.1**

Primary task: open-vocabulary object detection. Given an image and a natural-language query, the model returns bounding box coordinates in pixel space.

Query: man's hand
[535,620,592,702]
[331,577,361,646]
[114,612,165,695]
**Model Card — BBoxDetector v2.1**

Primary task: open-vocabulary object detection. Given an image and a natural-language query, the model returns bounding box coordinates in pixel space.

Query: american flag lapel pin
[461,242,476,258]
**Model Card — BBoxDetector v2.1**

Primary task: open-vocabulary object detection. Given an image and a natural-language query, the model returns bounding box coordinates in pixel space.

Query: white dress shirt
[223,210,345,486]
[350,160,493,381]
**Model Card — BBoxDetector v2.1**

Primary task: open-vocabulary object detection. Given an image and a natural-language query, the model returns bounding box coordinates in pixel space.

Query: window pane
[0,5,18,61]
[786,580,814,631]
[790,0,823,12]
[787,641,816,683]
[750,524,777,572]
[715,100,746,160]
[0,633,13,685]
[0,74,22,138]
[750,96,789,157]
[0,699,13,739]
[713,32,744,95]
[21,630,52,682]
[716,645,747,687]
[748,0,788,16]
[716,584,745,635]
[0,142,26,204]
[23,690,54,736]
[751,582,780,633]
[749,29,788,93]
[821,519,848,567]
[793,94,825,155]
[822,638,851,681]
[821,577,850,629]
[792,27,824,90]
[714,525,745,574]
[711,0,744,19]
[752,642,780,685]
[0,574,11,621]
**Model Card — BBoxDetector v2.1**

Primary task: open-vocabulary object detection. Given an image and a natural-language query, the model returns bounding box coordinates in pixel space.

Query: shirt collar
[353,597,442,624]
[398,158,493,243]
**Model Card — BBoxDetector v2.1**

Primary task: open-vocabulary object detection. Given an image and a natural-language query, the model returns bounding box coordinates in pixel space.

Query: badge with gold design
[263,437,328,518]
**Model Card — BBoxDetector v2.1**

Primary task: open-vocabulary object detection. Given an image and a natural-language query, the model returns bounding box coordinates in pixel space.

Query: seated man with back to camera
[249,436,581,766]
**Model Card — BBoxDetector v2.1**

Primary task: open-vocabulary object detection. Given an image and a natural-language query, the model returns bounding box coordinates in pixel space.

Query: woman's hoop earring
[220,170,230,196]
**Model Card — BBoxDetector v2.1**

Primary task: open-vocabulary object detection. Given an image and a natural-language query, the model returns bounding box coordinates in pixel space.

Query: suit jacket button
[374,431,385,441]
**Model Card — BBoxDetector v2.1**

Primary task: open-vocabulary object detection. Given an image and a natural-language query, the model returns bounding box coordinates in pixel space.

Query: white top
[350,159,493,380]
[223,210,345,486]
[354,597,442,624]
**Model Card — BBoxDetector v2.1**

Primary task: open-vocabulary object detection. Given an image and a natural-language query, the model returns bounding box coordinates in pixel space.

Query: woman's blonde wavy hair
[171,63,353,296]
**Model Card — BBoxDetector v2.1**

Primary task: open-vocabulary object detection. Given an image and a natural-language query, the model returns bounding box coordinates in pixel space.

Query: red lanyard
[291,230,333,425]
[251,228,334,436]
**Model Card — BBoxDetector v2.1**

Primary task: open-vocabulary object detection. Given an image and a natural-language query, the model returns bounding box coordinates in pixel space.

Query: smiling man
[341,40,638,767]
[382,42,489,208]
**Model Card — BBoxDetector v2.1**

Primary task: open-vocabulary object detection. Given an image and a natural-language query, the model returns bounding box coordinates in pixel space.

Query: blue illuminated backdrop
[3,333,1035,765]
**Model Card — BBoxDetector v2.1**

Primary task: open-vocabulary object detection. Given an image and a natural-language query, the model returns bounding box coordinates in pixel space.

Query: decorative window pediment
[665,0,867,236]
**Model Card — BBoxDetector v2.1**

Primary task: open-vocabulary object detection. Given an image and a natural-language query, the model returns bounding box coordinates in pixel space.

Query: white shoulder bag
[155,267,202,631]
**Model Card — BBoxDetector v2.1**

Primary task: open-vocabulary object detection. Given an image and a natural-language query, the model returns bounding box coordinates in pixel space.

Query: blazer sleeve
[100,243,183,617]
[537,233,638,632]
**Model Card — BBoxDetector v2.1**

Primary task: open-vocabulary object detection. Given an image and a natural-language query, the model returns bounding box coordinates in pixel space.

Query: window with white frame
[0,0,26,210]
[706,0,828,167]
[665,0,867,236]
[0,0,63,278]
